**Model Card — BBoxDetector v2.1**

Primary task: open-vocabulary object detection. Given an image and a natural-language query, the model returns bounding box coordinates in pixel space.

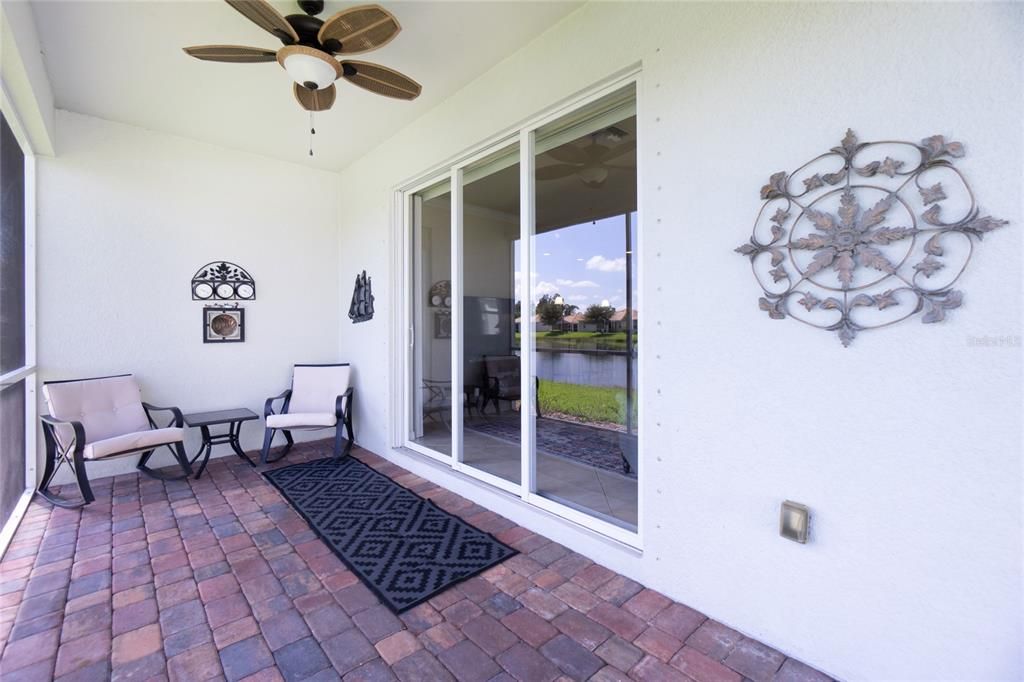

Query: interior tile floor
[0,440,830,682]
[412,417,638,528]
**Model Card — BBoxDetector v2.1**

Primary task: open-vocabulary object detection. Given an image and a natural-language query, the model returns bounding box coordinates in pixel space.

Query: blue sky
[515,212,639,312]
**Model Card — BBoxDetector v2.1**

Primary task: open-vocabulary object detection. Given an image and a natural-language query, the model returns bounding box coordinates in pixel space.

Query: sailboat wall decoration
[349,270,375,323]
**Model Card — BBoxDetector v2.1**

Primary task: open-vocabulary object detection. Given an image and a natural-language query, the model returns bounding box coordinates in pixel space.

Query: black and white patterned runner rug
[263,456,517,613]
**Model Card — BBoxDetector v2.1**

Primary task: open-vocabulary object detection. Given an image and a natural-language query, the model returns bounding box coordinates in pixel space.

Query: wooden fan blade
[183,45,277,63]
[294,83,336,111]
[224,0,298,43]
[318,4,400,55]
[546,145,587,165]
[536,164,581,181]
[341,61,421,100]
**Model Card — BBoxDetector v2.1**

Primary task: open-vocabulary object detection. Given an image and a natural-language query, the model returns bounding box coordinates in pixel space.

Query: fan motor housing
[285,14,324,47]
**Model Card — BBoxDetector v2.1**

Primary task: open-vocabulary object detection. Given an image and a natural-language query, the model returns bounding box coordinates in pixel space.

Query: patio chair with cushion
[39,374,193,507]
[481,355,541,417]
[261,363,354,464]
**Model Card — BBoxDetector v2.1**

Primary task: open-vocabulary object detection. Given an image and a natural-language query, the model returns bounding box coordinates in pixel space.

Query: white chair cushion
[288,365,350,415]
[83,427,185,460]
[43,375,151,449]
[266,412,337,429]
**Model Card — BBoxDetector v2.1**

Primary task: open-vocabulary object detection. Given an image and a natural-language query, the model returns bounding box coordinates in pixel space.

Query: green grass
[538,379,637,426]
[514,331,638,352]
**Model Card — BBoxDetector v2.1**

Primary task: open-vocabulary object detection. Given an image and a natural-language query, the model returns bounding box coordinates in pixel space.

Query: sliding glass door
[405,80,638,537]
[409,180,453,457]
[458,144,521,488]
[527,87,637,528]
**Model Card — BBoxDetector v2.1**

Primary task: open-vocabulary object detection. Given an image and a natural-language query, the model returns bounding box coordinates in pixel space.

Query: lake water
[535,349,637,388]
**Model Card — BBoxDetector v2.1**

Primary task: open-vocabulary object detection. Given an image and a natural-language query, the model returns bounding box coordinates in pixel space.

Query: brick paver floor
[0,441,834,682]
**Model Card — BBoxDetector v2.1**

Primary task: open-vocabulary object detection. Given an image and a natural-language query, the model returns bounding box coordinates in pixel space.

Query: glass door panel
[531,85,638,529]
[460,144,521,484]
[410,181,452,456]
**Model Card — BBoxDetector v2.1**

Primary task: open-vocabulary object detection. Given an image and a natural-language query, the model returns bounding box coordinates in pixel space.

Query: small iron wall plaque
[349,270,374,324]
[192,261,256,301]
[428,280,451,308]
[735,129,1008,346]
[434,311,451,339]
[203,306,245,343]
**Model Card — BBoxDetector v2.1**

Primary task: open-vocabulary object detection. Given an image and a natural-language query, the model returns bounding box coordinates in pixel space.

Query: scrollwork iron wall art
[735,129,1007,346]
[191,261,256,301]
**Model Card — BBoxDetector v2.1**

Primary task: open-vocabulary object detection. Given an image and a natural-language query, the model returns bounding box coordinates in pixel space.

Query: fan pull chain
[308,112,315,157]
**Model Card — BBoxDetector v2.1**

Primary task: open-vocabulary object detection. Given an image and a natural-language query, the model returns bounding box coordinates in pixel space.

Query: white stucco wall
[333,3,1023,680]
[36,110,342,479]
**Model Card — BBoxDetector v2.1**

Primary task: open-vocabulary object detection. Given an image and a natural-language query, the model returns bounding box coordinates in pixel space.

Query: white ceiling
[32,1,580,171]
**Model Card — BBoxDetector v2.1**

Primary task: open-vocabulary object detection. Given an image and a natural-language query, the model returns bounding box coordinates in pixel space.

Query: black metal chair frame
[480,357,541,418]
[39,400,193,508]
[260,385,355,464]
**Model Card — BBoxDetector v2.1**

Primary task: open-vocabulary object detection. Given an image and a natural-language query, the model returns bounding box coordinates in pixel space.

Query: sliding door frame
[394,67,643,548]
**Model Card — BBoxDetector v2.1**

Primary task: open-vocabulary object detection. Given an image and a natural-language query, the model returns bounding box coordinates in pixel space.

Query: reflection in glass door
[409,181,452,456]
[458,145,521,486]
[529,86,638,528]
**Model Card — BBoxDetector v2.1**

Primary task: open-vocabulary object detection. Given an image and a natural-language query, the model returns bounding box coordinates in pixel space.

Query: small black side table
[183,408,259,479]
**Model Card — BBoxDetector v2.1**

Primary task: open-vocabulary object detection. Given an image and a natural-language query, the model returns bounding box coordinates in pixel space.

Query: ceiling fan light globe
[277,45,341,89]
[578,165,608,186]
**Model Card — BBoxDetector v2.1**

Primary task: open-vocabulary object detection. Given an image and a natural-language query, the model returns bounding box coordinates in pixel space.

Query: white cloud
[586,255,626,272]
[566,294,591,304]
[555,278,599,289]
[534,281,559,297]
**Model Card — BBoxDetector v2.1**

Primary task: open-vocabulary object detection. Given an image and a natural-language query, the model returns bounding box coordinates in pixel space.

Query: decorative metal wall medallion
[191,261,256,301]
[349,270,374,323]
[735,130,1008,346]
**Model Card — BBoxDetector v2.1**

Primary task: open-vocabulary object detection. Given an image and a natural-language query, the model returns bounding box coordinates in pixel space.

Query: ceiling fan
[538,127,635,188]
[183,0,421,113]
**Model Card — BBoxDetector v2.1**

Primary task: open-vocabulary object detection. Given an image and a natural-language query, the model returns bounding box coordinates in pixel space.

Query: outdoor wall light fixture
[780,500,809,543]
